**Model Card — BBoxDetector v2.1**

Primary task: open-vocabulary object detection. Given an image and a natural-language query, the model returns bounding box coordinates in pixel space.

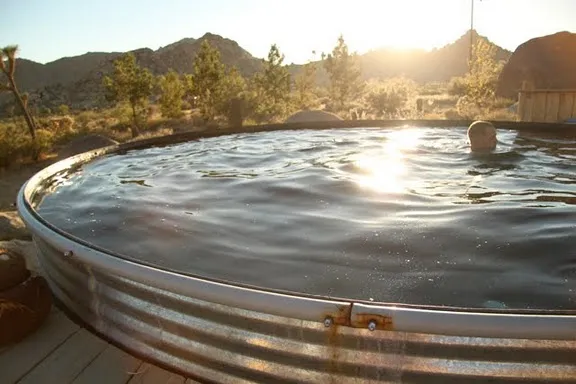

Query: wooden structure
[0,306,200,384]
[518,82,576,123]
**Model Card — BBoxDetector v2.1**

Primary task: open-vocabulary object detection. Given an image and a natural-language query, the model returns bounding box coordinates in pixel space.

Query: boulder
[0,211,30,241]
[0,276,52,346]
[496,31,576,99]
[0,240,41,273]
[59,134,118,159]
[285,110,343,124]
[0,248,30,291]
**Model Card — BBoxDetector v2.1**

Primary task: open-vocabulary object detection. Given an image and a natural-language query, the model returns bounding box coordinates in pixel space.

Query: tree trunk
[130,102,140,138]
[8,77,36,140]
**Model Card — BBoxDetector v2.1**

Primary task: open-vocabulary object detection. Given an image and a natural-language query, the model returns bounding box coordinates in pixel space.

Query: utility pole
[469,0,475,71]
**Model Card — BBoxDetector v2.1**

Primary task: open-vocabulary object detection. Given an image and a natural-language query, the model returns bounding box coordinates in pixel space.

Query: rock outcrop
[0,247,30,291]
[0,211,30,241]
[0,275,52,346]
[496,31,576,99]
[0,239,51,346]
[0,240,41,273]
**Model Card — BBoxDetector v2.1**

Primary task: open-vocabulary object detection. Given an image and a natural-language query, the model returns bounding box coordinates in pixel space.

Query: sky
[2,0,575,65]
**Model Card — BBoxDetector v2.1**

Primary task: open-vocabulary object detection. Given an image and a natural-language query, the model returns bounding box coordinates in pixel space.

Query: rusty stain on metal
[326,316,342,383]
[325,303,352,382]
[352,312,394,331]
[323,303,352,327]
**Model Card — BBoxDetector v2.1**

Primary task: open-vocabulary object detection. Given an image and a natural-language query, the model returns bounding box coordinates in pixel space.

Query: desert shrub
[74,110,99,128]
[56,104,70,115]
[33,129,55,157]
[39,107,52,116]
[0,123,29,166]
[419,82,447,96]
[456,96,483,119]
[448,76,468,96]
[40,115,76,144]
[0,123,55,167]
[365,77,417,118]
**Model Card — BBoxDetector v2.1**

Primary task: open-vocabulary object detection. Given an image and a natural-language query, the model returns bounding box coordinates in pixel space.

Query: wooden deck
[0,306,200,384]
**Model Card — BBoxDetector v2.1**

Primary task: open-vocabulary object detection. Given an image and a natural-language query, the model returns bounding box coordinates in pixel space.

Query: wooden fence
[517,83,576,123]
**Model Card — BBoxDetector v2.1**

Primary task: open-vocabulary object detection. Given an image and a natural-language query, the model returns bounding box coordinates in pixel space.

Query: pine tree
[158,70,184,118]
[323,35,363,112]
[103,53,154,137]
[183,74,195,108]
[217,66,246,119]
[294,52,318,110]
[192,41,226,122]
[251,44,292,122]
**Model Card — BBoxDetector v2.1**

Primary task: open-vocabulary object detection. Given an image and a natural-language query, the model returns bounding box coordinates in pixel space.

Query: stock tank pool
[17,121,576,383]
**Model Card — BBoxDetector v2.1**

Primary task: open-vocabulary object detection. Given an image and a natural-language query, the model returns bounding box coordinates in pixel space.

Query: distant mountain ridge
[358,30,511,82]
[8,30,512,110]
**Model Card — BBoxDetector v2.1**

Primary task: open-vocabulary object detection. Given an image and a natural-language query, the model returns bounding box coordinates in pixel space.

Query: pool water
[36,127,576,311]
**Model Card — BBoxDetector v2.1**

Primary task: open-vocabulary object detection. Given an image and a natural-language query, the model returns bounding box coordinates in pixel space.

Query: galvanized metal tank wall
[18,122,576,383]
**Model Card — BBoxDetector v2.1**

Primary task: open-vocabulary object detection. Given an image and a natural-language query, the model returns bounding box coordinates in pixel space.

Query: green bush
[0,123,55,167]
[57,104,70,115]
[34,129,55,156]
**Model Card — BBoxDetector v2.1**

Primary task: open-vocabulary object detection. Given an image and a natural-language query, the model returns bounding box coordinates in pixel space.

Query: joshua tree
[0,45,37,139]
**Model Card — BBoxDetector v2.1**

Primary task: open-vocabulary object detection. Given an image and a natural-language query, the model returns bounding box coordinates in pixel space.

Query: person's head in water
[468,121,497,152]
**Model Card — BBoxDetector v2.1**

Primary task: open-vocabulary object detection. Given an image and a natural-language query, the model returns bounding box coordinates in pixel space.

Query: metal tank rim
[17,120,576,341]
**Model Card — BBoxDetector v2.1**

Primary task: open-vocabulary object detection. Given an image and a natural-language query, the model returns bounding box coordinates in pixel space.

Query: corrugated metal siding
[30,235,576,384]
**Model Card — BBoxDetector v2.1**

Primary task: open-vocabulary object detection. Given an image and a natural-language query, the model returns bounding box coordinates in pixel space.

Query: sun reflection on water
[354,128,422,194]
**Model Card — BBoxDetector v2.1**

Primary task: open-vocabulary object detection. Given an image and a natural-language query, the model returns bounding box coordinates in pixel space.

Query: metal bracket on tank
[348,303,576,340]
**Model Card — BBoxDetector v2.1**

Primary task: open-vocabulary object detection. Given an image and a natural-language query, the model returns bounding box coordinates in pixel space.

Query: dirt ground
[0,158,57,211]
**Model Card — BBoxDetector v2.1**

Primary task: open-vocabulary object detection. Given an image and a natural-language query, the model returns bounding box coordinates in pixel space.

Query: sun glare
[354,129,422,194]
[342,0,467,52]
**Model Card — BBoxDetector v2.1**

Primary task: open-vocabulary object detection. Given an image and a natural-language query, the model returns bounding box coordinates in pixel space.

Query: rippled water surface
[36,127,576,310]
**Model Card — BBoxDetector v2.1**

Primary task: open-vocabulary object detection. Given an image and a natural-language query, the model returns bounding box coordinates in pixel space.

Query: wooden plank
[517,88,527,121]
[557,93,574,122]
[127,363,186,384]
[18,329,107,384]
[531,92,547,122]
[545,92,560,122]
[523,92,535,122]
[0,308,80,384]
[71,344,143,384]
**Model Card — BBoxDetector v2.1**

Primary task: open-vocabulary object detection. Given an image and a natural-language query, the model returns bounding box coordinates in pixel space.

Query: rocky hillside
[8,30,511,110]
[496,31,576,98]
[358,30,511,82]
[285,30,511,89]
[9,33,262,110]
